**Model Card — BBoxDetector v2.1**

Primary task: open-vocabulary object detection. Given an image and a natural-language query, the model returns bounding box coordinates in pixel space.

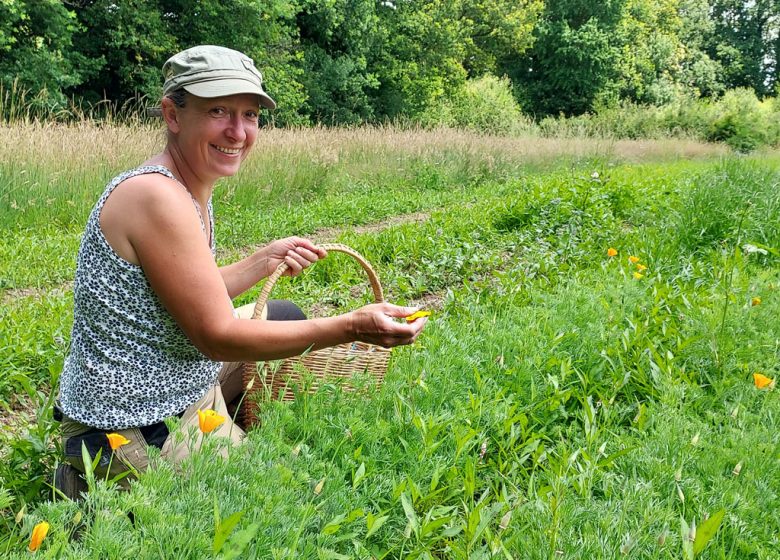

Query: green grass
[1,133,779,558]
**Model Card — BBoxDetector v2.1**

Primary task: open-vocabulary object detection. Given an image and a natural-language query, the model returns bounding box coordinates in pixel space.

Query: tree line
[1,0,778,125]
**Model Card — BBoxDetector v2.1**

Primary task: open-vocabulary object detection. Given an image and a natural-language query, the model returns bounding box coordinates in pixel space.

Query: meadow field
[0,123,778,558]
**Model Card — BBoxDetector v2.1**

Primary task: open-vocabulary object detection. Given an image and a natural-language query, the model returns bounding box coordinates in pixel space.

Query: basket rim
[250,243,384,319]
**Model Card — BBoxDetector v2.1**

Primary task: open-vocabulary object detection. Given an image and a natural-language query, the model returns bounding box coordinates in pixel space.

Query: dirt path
[1,211,432,304]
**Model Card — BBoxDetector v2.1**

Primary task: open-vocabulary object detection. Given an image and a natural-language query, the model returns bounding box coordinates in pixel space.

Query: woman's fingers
[284,246,324,276]
[349,303,429,348]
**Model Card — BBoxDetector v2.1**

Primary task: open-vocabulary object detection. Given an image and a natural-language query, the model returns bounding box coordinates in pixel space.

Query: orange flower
[607,248,618,257]
[751,296,761,306]
[405,310,432,323]
[106,433,130,450]
[28,521,49,552]
[628,256,640,263]
[636,264,647,272]
[198,409,226,434]
[633,272,644,280]
[753,373,775,390]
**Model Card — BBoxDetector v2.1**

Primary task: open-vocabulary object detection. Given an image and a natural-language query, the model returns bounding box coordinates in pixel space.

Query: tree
[511,0,626,116]
[460,0,543,77]
[676,0,724,98]
[296,0,380,124]
[0,0,93,110]
[70,0,176,105]
[707,0,780,95]
[371,0,468,121]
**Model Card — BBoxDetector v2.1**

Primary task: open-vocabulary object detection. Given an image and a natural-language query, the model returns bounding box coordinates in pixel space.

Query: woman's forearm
[219,247,272,299]
[202,315,354,362]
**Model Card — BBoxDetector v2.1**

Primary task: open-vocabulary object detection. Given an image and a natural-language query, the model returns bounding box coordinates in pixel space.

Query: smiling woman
[53,45,428,499]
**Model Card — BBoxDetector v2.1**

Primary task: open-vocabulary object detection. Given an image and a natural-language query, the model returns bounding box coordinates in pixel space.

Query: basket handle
[250,243,385,319]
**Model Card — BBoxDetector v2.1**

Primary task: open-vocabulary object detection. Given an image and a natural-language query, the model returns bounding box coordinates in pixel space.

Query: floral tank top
[59,166,221,430]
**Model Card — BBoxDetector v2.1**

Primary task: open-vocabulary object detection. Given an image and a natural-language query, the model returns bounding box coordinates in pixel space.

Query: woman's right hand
[347,303,429,348]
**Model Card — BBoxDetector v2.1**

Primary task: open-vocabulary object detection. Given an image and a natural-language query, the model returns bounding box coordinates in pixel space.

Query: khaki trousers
[60,360,246,489]
[59,302,268,488]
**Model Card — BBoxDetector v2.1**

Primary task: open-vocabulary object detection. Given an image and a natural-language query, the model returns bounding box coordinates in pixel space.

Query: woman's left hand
[264,237,327,277]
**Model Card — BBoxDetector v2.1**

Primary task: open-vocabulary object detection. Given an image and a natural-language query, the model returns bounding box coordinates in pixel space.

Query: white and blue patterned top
[59,166,221,430]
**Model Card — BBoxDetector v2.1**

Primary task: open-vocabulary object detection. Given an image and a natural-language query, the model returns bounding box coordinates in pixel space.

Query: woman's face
[170,93,261,183]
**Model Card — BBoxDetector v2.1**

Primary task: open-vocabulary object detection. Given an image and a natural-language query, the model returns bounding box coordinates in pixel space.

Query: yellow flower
[106,433,130,451]
[636,264,647,272]
[751,296,761,306]
[628,255,640,263]
[405,310,432,323]
[633,272,644,280]
[753,373,775,390]
[198,409,226,434]
[607,248,618,257]
[28,521,49,552]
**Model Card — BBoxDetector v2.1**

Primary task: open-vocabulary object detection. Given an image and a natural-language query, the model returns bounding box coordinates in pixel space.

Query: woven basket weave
[241,243,391,427]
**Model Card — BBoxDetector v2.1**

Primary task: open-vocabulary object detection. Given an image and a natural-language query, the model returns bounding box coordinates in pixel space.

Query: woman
[55,45,427,498]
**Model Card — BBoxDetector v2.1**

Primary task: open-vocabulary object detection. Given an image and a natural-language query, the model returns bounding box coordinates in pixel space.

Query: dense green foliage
[1,126,779,556]
[0,0,778,126]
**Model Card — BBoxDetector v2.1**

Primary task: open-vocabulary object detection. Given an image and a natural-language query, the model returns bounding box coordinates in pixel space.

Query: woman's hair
[166,88,188,108]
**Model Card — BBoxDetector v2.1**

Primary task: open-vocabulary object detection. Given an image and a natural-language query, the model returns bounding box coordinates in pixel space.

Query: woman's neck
[147,145,214,207]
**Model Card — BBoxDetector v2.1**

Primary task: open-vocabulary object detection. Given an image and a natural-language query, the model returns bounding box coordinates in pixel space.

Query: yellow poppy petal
[28,521,50,552]
[751,296,761,306]
[628,255,640,263]
[633,272,644,280]
[607,248,618,257]
[636,264,647,271]
[753,373,774,389]
[405,310,432,323]
[106,433,131,450]
[198,409,226,434]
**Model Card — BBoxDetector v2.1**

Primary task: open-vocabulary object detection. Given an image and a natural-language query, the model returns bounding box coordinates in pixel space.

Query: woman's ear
[161,97,181,133]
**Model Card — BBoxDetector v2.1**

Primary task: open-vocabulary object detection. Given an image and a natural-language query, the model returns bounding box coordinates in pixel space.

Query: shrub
[447,75,529,134]
[706,89,780,152]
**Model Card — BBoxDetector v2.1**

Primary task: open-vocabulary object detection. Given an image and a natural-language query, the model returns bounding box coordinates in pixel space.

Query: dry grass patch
[1,122,728,174]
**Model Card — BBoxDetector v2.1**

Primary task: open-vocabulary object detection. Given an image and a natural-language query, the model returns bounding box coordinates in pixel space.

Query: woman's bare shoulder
[110,171,191,207]
[100,171,201,264]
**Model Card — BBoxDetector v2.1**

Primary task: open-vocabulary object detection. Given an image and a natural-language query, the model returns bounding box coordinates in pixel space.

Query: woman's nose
[224,113,246,142]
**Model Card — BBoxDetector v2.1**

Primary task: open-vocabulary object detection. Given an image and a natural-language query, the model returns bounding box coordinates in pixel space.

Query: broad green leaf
[317,548,351,560]
[693,509,726,555]
[366,514,389,539]
[322,513,346,535]
[353,462,366,489]
[680,516,694,560]
[220,523,260,560]
[421,515,453,537]
[401,492,419,533]
[345,508,364,524]
[213,509,245,555]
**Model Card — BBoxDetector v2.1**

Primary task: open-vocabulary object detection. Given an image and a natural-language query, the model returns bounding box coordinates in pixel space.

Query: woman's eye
[245,111,259,121]
[209,107,226,116]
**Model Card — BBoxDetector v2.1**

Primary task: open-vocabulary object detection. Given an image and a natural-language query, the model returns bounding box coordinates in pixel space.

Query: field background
[1,124,779,558]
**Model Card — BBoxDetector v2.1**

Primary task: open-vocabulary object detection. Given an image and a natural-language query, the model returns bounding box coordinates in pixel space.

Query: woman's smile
[211,144,243,156]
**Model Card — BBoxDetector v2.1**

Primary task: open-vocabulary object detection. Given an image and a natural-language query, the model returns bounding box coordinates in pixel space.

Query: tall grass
[0,121,727,231]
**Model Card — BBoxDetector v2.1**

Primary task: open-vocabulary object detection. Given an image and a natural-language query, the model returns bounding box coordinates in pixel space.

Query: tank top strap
[95,165,212,248]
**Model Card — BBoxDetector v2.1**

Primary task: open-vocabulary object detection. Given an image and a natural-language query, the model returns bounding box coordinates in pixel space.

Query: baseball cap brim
[183,79,276,109]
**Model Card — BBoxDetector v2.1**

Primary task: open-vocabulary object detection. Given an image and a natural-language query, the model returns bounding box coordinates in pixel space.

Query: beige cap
[162,45,276,109]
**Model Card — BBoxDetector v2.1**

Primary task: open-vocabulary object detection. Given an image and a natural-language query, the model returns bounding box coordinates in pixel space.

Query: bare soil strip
[1,211,432,304]
[1,282,74,304]
[312,211,430,242]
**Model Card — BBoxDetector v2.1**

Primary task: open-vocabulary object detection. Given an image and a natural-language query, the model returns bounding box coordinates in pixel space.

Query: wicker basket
[241,243,391,427]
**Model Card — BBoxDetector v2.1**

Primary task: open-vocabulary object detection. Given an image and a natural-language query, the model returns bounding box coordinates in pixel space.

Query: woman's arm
[125,182,426,362]
[219,237,326,299]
